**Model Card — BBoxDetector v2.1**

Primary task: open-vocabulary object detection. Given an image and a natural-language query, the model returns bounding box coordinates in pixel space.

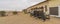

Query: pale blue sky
[0,0,45,11]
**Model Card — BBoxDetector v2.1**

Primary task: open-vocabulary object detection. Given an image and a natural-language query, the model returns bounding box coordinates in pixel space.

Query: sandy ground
[0,12,60,24]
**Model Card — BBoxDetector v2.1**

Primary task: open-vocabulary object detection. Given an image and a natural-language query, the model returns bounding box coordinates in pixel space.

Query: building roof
[27,0,49,9]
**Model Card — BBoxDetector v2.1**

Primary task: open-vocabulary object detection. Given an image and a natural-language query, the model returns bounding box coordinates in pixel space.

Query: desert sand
[0,12,60,24]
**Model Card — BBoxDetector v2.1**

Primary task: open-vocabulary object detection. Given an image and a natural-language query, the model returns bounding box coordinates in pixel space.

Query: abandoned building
[0,0,60,24]
[23,0,60,17]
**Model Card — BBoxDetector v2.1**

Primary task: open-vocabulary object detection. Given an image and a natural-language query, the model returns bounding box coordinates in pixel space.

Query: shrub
[13,11,18,15]
[0,11,6,17]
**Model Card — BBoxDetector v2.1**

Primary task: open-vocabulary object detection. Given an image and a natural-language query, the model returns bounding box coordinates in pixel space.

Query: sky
[0,0,45,11]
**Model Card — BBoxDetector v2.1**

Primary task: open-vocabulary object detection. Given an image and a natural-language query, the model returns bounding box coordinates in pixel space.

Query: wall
[47,0,60,16]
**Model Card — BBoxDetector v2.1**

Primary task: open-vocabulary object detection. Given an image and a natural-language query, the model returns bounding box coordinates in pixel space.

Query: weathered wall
[25,0,60,15]
[48,0,60,7]
[47,0,60,15]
